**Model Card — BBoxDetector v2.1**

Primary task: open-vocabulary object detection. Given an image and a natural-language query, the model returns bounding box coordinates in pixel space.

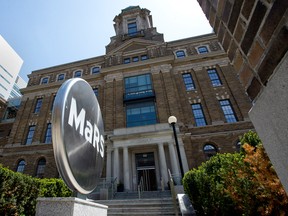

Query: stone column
[178,140,189,172]
[113,147,119,183]
[123,146,130,190]
[106,149,112,178]
[168,142,179,175]
[158,143,168,184]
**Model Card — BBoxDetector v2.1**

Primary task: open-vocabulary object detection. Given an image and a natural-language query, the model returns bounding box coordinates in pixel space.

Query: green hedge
[183,153,249,215]
[183,131,288,215]
[0,165,72,216]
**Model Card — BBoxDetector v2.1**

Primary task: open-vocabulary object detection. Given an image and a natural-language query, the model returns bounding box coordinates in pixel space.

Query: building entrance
[135,152,157,191]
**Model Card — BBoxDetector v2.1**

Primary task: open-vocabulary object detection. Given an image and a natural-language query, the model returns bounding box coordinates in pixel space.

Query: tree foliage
[38,178,72,198]
[240,130,261,147]
[0,165,72,216]
[183,131,288,215]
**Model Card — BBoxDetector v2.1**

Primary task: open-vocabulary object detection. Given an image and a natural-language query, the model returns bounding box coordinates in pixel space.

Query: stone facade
[197,0,288,192]
[197,0,288,100]
[0,6,253,191]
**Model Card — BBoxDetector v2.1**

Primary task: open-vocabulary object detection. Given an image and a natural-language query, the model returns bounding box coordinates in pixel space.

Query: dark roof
[122,6,140,13]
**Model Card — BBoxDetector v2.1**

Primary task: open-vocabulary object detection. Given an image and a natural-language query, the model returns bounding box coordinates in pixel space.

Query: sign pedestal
[46,78,107,216]
[35,197,108,216]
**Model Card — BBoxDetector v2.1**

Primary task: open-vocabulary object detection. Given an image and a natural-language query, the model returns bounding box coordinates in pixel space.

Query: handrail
[88,177,117,199]
[111,177,117,199]
[168,169,179,216]
[138,176,144,199]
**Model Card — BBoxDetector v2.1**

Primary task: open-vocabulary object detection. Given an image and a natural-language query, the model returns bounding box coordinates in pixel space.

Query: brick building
[197,0,288,192]
[0,6,253,191]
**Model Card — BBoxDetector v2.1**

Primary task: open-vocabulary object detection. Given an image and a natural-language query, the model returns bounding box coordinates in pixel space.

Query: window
[125,74,152,94]
[175,50,186,58]
[198,46,209,54]
[124,58,130,64]
[126,101,157,127]
[25,125,36,145]
[34,98,43,113]
[16,160,26,173]
[36,158,46,178]
[40,77,49,85]
[132,56,139,62]
[208,69,222,87]
[124,74,154,101]
[192,104,207,126]
[74,70,82,77]
[141,55,148,61]
[57,74,65,81]
[128,22,137,36]
[203,144,217,159]
[182,73,195,90]
[91,66,100,74]
[219,99,238,123]
[236,140,241,152]
[4,107,17,119]
[93,88,98,97]
[44,123,52,144]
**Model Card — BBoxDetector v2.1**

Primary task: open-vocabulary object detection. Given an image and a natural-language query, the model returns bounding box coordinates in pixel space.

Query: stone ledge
[36,197,108,216]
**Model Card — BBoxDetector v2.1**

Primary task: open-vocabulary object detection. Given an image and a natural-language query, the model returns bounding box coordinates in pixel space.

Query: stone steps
[113,190,171,200]
[95,191,179,216]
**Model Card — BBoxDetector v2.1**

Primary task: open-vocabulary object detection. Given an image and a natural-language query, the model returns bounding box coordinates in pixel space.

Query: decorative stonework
[104,73,123,82]
[151,64,172,74]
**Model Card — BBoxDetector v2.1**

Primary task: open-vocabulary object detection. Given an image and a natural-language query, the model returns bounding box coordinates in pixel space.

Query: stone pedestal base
[174,185,184,194]
[36,197,108,216]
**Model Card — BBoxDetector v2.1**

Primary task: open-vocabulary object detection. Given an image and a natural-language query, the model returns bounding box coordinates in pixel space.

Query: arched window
[57,73,65,81]
[203,144,217,159]
[73,70,82,78]
[91,66,100,74]
[36,158,46,178]
[40,77,49,85]
[16,160,26,173]
[197,46,209,54]
[175,50,186,58]
[235,140,241,152]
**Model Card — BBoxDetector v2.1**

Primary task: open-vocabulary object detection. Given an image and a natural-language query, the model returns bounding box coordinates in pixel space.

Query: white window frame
[91,66,101,75]
[196,45,210,54]
[174,49,187,59]
[73,70,83,78]
[56,73,65,81]
[40,77,49,85]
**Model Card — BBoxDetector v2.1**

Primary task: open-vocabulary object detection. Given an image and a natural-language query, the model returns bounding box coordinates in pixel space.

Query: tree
[183,131,288,215]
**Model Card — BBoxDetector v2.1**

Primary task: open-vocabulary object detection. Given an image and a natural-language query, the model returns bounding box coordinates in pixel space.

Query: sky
[0,0,212,82]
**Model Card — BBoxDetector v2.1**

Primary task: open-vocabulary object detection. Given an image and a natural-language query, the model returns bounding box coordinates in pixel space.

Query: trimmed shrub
[183,131,288,215]
[0,165,72,216]
[183,153,247,215]
[39,178,72,198]
[0,166,40,215]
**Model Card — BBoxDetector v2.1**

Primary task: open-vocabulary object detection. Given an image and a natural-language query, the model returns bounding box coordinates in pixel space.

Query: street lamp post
[168,116,184,178]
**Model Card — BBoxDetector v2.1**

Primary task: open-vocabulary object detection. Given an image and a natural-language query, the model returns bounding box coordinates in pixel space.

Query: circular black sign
[52,78,105,194]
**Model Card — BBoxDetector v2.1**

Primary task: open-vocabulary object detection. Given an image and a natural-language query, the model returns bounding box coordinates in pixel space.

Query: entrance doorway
[135,152,157,191]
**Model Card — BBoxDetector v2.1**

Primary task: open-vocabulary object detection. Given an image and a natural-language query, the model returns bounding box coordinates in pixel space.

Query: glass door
[135,152,157,191]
